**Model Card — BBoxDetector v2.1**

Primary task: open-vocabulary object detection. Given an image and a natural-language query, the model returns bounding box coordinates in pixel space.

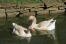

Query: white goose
[28,16,56,31]
[12,23,32,37]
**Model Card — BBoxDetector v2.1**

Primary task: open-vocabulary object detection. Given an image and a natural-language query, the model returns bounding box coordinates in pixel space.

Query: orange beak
[32,28,35,31]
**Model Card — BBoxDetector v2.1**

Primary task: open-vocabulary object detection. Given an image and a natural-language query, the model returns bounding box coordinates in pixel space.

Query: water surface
[0,13,66,44]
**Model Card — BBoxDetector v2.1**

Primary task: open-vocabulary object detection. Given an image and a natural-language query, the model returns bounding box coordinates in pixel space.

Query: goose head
[27,16,36,21]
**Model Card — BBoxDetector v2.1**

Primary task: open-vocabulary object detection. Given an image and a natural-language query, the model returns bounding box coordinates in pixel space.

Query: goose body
[28,16,56,31]
[37,20,56,31]
[12,23,31,37]
[28,16,56,39]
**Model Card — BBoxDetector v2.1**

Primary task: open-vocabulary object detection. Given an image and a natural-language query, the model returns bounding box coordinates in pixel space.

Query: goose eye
[24,30,28,33]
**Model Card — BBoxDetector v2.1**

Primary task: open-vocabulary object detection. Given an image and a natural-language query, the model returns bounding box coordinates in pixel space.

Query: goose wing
[38,18,54,27]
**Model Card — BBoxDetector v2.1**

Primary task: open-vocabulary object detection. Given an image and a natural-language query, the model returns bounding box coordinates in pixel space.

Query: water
[0,13,66,44]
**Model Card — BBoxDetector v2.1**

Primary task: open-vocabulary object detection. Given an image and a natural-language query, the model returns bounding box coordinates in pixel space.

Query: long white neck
[32,17,37,25]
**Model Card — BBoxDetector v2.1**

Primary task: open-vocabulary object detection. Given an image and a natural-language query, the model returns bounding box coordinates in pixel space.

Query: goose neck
[32,18,37,25]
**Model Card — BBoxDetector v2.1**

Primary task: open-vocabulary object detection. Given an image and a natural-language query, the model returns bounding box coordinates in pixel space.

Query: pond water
[0,13,66,44]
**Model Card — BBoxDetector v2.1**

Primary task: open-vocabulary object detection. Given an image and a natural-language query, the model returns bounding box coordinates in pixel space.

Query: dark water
[0,13,66,44]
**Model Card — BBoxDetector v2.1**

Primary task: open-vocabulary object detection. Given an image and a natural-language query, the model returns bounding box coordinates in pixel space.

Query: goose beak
[32,28,35,31]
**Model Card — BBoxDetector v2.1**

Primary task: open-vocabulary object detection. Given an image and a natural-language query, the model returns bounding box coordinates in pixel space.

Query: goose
[12,23,32,37]
[28,16,56,31]
[27,16,56,40]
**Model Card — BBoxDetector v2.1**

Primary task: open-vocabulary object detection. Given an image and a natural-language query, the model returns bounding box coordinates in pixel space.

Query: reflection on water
[14,37,31,44]
[0,13,66,44]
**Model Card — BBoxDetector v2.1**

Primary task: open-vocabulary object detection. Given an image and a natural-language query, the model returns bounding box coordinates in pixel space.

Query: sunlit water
[0,13,66,44]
